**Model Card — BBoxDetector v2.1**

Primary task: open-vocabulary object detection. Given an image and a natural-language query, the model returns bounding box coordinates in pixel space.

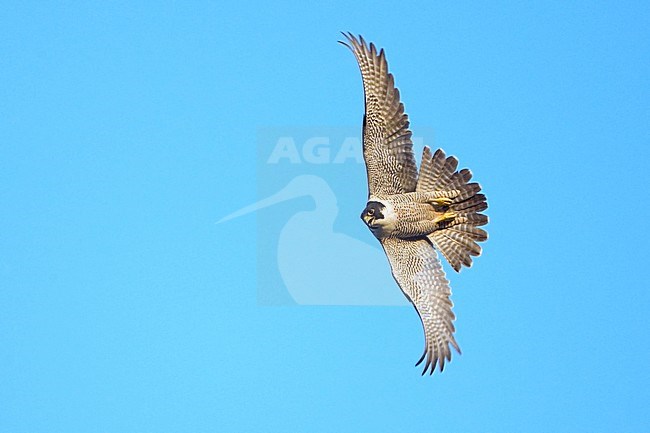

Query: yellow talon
[431,197,453,206]
[434,210,456,224]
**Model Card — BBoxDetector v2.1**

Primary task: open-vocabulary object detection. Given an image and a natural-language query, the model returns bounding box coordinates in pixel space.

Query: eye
[367,208,375,216]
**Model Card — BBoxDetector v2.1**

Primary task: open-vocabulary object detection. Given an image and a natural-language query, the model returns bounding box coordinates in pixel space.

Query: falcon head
[361,201,385,226]
[361,200,396,237]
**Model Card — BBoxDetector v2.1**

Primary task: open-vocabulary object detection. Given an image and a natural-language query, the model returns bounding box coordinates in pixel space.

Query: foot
[431,197,453,206]
[434,210,456,224]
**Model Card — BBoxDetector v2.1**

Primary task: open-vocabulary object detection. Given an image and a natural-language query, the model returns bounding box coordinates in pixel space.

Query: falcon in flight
[340,33,488,375]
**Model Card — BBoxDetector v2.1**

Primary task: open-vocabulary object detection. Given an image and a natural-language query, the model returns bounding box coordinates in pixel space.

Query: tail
[417,147,488,272]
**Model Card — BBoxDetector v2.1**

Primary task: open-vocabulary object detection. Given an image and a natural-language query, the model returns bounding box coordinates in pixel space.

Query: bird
[340,32,488,375]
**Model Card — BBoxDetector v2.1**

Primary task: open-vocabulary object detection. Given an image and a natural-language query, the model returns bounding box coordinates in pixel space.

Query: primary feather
[339,32,418,197]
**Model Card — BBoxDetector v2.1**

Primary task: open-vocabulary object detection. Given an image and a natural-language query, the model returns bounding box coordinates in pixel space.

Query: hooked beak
[361,214,374,226]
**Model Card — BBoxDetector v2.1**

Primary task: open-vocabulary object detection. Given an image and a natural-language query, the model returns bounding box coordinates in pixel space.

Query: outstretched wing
[381,237,461,375]
[340,32,418,196]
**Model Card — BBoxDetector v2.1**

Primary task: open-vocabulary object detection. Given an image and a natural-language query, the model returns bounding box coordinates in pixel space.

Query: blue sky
[2,1,649,432]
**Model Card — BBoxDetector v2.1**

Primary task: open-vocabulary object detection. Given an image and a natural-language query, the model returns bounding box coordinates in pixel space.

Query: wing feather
[381,237,461,375]
[340,33,418,196]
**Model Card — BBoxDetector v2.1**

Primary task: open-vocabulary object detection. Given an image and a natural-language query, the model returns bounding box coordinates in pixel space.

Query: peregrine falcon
[340,33,488,375]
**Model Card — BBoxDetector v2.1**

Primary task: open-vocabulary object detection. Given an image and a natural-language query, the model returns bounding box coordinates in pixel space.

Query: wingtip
[415,348,427,367]
[338,31,351,48]
[451,336,462,355]
[422,358,431,375]
[369,41,377,56]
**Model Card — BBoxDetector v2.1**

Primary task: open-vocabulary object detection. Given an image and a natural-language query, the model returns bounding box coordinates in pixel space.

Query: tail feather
[417,147,456,193]
[447,230,481,255]
[448,225,488,242]
[429,231,474,271]
[453,213,488,227]
[438,156,459,189]
[453,194,487,213]
[417,146,488,272]
[446,169,473,195]
[452,182,481,202]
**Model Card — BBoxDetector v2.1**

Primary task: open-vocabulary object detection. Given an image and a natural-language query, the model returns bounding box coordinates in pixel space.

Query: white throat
[368,197,397,238]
